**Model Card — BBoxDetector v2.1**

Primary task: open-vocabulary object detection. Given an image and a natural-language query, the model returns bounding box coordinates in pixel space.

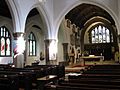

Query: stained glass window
[0,26,11,56]
[28,32,36,56]
[91,25,113,43]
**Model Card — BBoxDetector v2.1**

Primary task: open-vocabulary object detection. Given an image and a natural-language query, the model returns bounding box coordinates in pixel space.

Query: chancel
[0,0,120,90]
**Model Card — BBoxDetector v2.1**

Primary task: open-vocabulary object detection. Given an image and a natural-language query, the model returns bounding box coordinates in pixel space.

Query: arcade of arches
[0,0,120,68]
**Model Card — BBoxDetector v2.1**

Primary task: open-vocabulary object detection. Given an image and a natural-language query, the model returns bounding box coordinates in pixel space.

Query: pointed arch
[5,0,21,33]
[56,1,118,39]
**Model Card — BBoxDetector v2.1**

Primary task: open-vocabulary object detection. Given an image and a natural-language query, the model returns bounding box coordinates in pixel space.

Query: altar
[80,55,104,66]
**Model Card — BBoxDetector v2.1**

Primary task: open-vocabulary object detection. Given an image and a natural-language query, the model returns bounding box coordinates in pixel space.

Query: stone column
[62,43,68,62]
[44,39,50,65]
[44,39,57,65]
[13,32,25,68]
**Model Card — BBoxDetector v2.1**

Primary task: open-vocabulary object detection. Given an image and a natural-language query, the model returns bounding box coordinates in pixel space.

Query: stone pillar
[13,32,25,68]
[44,39,57,65]
[44,39,50,65]
[62,43,68,61]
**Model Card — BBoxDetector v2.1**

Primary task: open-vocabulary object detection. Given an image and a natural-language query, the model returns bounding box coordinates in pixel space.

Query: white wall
[57,19,71,64]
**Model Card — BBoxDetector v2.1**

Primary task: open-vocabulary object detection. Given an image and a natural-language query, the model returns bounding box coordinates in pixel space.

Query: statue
[68,47,75,65]
[40,52,45,61]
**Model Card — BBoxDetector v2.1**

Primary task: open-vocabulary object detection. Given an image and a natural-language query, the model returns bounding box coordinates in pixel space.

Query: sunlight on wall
[0,57,13,64]
[49,40,57,60]
[13,34,26,58]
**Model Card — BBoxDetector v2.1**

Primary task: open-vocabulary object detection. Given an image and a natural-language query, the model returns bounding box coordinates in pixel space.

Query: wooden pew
[46,64,120,90]
[89,64,120,69]
[58,81,120,89]
[44,74,120,90]
[0,64,65,90]
[44,83,120,90]
[25,65,65,78]
[0,71,32,90]
[25,65,65,89]
[0,74,19,90]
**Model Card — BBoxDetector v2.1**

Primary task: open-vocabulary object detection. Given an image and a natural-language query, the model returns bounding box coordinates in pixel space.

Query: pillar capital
[44,39,57,43]
[13,32,25,40]
[62,43,68,45]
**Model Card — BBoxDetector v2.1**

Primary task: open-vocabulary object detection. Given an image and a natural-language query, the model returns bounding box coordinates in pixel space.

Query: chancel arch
[82,16,118,60]
[57,2,118,65]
